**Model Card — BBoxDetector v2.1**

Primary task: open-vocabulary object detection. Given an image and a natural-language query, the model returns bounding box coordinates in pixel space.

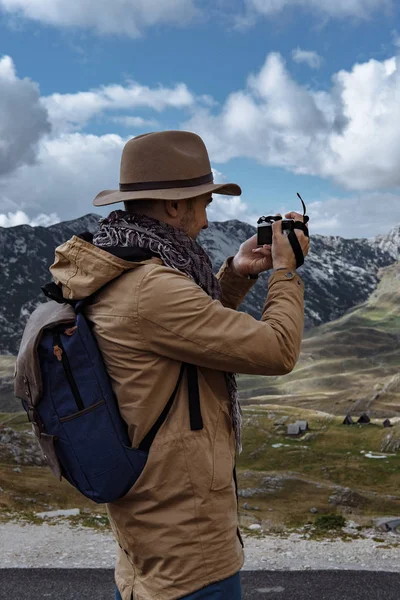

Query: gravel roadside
[1,522,400,571]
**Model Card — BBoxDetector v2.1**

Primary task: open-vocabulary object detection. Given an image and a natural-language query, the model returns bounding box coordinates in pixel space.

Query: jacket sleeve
[137,265,304,376]
[215,257,258,310]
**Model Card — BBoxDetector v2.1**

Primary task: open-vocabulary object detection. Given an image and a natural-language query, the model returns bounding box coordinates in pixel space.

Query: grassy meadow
[236,404,400,532]
[1,406,399,535]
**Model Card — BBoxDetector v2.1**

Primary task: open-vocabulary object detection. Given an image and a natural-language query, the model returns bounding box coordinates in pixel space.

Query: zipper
[53,331,85,411]
[59,400,105,422]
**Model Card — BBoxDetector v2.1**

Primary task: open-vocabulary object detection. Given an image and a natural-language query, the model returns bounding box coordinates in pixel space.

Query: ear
[164,200,181,217]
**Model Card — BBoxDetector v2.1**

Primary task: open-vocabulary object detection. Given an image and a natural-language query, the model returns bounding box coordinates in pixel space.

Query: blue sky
[1,0,400,238]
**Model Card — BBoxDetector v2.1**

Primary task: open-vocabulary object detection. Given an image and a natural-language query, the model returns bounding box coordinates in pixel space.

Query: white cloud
[211,168,227,183]
[184,52,400,191]
[0,0,199,37]
[243,0,391,21]
[0,210,32,227]
[306,192,400,238]
[0,133,126,222]
[208,195,259,225]
[209,167,258,223]
[0,210,59,227]
[3,52,400,237]
[184,52,343,170]
[110,116,159,128]
[292,48,323,69]
[43,82,194,133]
[0,55,50,176]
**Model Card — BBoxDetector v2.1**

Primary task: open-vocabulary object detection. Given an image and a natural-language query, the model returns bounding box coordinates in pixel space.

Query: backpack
[14,282,203,503]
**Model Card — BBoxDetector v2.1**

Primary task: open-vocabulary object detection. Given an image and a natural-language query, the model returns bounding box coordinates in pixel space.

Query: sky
[1,0,400,238]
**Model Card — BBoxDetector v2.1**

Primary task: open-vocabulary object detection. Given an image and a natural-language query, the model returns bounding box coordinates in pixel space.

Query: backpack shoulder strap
[138,362,202,452]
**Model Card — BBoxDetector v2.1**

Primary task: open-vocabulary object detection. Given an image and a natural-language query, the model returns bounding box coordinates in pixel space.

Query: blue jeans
[115,572,242,599]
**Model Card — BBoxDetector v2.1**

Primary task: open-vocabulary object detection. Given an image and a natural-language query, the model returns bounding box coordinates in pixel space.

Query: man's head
[124,193,212,240]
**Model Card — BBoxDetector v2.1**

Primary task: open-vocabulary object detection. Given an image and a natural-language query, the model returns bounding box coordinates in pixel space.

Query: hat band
[119,172,213,192]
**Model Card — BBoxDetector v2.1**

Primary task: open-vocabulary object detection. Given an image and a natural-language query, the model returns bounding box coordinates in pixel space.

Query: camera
[257,216,295,246]
[257,193,309,247]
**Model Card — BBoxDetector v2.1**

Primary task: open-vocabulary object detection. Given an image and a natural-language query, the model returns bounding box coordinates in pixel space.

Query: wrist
[231,256,245,278]
[231,256,258,280]
[273,264,296,272]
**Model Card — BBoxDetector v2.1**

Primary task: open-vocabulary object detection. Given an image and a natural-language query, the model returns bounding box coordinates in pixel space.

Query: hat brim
[93,182,242,207]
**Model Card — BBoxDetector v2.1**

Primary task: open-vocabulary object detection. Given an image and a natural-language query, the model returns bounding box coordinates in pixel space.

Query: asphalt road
[1,569,399,599]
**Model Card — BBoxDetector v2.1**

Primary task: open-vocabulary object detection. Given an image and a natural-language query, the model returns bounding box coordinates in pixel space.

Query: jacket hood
[50,232,161,300]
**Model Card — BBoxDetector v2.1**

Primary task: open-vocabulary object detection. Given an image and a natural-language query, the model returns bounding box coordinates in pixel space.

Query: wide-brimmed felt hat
[93,130,241,206]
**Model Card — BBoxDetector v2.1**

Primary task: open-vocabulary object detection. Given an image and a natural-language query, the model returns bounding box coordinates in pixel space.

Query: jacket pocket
[211,406,235,491]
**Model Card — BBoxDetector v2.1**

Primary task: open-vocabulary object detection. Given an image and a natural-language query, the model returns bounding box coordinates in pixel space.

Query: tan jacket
[50,235,304,600]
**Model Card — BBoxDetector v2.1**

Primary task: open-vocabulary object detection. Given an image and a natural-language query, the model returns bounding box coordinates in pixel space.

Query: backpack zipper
[53,332,85,412]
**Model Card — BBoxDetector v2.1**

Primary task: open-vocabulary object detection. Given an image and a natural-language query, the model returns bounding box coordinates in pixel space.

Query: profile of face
[123,194,213,240]
[179,194,212,240]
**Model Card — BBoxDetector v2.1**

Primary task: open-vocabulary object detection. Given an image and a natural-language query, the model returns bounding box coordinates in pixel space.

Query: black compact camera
[257,193,309,246]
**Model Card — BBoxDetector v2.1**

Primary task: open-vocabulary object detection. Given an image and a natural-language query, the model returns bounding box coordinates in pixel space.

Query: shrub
[314,513,346,531]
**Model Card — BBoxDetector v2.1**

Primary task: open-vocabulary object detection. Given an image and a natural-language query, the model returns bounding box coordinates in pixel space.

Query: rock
[13,467,21,473]
[261,476,284,493]
[374,518,400,532]
[36,508,80,519]
[328,488,367,508]
[346,520,359,529]
[310,508,318,514]
[274,417,289,426]
[0,427,47,467]
[238,488,266,498]
[243,503,261,511]
[248,524,262,531]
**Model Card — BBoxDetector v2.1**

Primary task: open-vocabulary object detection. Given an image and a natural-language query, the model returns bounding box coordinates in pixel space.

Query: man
[50,131,309,600]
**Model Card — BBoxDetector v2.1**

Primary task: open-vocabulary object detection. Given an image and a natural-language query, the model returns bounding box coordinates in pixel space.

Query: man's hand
[272,211,310,271]
[231,233,273,278]
[231,211,310,277]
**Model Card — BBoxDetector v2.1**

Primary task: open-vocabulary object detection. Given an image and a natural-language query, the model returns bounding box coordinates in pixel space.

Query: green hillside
[238,262,400,418]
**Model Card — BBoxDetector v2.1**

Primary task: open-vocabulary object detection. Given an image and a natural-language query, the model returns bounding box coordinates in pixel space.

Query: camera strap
[288,193,309,268]
[288,230,305,268]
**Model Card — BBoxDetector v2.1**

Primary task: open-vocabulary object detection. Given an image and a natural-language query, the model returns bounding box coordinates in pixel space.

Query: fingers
[285,211,304,222]
[294,229,310,258]
[284,210,309,257]
[272,218,283,236]
[252,245,272,255]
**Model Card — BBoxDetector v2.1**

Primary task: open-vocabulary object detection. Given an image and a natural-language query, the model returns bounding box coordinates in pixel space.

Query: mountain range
[1,213,399,356]
[1,214,400,414]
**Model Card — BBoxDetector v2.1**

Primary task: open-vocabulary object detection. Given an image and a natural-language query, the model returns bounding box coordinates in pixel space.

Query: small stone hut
[287,424,301,436]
